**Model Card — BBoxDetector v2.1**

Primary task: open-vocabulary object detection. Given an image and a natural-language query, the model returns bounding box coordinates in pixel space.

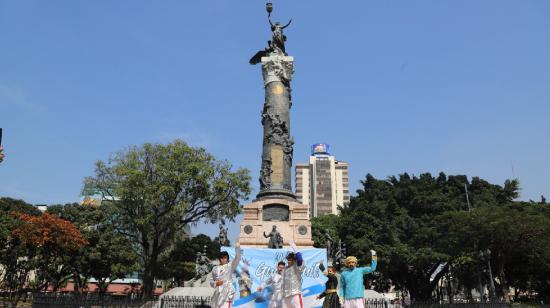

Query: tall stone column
[257,54,295,200]
[239,4,313,248]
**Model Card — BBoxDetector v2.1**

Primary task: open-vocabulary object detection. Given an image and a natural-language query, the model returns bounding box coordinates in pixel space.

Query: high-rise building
[295,143,350,218]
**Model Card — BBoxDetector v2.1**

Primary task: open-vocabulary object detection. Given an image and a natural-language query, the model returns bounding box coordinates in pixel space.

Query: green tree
[12,212,89,293]
[338,173,519,300]
[439,201,550,302]
[85,140,251,297]
[313,172,548,301]
[0,198,43,307]
[157,234,221,287]
[47,203,138,295]
[311,214,340,248]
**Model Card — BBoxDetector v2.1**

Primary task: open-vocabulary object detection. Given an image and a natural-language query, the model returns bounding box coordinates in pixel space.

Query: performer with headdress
[210,243,241,308]
[339,250,377,308]
[317,260,341,308]
[282,242,305,308]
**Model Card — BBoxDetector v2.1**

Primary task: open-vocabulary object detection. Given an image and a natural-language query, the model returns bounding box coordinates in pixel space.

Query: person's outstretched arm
[231,243,242,272]
[360,250,378,274]
[289,241,304,267]
[258,274,273,291]
[296,252,303,267]
[318,260,328,276]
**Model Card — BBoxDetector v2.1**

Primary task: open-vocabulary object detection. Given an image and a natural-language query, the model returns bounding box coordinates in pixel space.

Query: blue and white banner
[222,247,327,308]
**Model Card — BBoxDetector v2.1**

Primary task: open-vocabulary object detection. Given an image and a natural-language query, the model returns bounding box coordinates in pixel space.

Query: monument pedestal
[238,198,313,248]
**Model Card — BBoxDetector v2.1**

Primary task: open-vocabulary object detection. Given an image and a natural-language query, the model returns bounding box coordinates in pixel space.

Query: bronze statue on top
[250,3,292,65]
[268,13,292,55]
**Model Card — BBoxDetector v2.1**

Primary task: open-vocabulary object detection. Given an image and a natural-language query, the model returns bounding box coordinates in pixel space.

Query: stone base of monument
[237,198,314,247]
[183,270,215,288]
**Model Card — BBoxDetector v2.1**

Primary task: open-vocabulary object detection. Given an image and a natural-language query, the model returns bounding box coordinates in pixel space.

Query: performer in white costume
[210,243,241,308]
[258,261,285,308]
[282,242,305,308]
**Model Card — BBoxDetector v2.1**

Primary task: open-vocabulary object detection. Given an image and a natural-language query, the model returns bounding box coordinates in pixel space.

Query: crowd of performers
[209,242,378,308]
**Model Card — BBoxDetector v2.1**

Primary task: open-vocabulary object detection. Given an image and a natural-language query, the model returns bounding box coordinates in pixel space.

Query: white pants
[269,298,283,308]
[344,298,365,308]
[282,294,303,308]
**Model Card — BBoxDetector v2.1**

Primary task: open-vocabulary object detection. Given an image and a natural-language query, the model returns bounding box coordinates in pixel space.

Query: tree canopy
[0,198,88,306]
[84,140,251,297]
[312,172,550,302]
[47,203,137,294]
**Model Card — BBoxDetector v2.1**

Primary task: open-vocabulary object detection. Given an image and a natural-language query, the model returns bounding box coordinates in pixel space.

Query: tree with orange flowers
[47,203,138,295]
[0,198,42,307]
[11,212,89,292]
[12,212,88,251]
[0,202,88,307]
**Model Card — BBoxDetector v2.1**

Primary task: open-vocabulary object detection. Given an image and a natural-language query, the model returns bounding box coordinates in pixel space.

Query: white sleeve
[210,266,218,288]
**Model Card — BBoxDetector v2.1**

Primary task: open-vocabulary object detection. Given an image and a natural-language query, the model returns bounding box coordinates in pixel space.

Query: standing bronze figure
[250,3,292,64]
[264,225,283,248]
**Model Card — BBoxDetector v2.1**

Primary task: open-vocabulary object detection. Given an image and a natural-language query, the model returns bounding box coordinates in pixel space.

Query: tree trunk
[142,264,155,299]
[72,272,83,294]
[142,229,163,299]
[497,263,509,302]
[446,273,453,303]
[142,248,160,299]
[98,279,109,295]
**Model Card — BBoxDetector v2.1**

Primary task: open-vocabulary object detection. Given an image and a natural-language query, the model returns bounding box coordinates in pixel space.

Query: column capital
[261,55,294,86]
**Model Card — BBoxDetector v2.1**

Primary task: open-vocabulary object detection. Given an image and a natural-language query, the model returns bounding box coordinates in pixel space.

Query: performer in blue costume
[339,250,377,308]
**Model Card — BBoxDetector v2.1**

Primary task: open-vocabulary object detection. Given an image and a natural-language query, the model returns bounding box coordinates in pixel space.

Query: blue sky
[1,1,549,241]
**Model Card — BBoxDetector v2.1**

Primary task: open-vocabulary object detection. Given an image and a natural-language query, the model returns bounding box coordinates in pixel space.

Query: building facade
[295,144,350,218]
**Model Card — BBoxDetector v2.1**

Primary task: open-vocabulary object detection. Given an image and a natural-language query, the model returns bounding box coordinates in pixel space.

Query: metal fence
[0,291,32,308]
[31,293,156,308]
[157,296,210,308]
[364,299,549,308]
[28,294,550,308]
[31,294,211,308]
